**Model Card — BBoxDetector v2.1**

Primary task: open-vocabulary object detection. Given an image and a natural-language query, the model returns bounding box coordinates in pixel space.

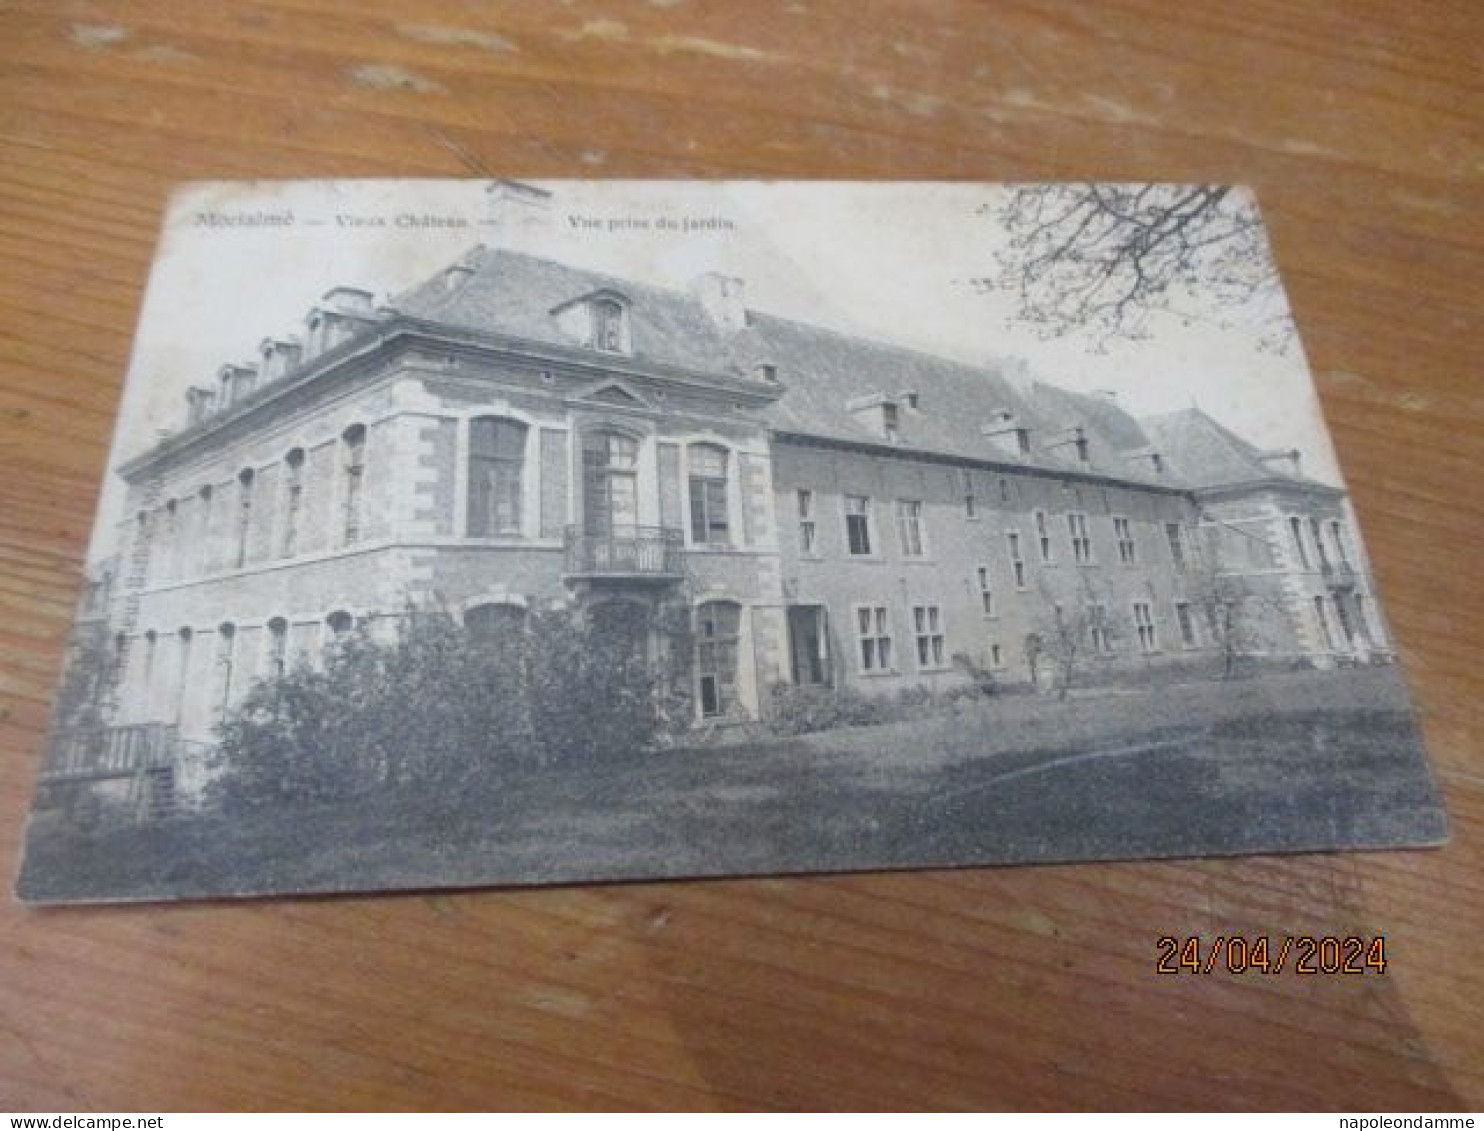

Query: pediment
[575,378,650,408]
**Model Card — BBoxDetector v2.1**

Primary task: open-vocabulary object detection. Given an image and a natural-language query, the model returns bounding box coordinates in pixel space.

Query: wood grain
[1,0,1481,1111]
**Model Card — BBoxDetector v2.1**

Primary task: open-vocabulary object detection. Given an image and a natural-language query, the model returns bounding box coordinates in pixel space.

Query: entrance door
[787,605,831,685]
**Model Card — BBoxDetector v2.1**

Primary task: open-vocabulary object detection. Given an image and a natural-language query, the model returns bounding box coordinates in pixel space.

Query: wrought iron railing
[564,525,685,578]
[43,723,179,781]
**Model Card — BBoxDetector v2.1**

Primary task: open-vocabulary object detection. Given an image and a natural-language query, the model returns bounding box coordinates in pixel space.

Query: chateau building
[79,195,1390,801]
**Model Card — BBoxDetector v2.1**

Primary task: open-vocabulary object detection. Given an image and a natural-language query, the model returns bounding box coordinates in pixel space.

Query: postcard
[16,180,1445,903]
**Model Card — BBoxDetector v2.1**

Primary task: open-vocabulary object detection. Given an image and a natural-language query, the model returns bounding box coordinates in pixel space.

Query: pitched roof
[1142,407,1333,492]
[391,247,1180,487]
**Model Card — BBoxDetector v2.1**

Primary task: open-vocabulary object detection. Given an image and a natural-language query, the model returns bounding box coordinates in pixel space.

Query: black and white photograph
[16,178,1446,903]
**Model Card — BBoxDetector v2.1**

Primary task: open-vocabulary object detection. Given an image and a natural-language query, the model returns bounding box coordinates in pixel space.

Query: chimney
[322,286,375,315]
[1257,448,1303,477]
[485,180,552,251]
[693,272,748,333]
[185,385,216,426]
[217,363,258,408]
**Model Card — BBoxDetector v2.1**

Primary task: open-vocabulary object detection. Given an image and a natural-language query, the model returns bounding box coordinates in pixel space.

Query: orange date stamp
[1156,935,1387,975]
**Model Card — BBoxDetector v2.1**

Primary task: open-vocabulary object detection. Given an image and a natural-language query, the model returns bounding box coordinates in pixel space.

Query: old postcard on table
[16,180,1445,903]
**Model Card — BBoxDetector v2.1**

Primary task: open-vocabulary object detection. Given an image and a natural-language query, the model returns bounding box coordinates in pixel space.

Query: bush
[951,652,998,698]
[768,682,898,735]
[210,605,692,813]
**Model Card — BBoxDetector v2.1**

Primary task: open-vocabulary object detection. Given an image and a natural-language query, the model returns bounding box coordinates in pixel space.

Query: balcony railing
[564,525,685,580]
[43,723,179,782]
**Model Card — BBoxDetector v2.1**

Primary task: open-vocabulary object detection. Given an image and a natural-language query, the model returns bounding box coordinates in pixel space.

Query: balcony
[563,525,685,582]
[42,723,179,783]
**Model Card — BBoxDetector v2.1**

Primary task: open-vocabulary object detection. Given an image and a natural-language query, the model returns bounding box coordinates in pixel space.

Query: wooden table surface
[1,0,1481,1111]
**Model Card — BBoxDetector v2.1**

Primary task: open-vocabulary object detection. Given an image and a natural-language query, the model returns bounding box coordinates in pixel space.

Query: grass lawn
[17,666,1445,903]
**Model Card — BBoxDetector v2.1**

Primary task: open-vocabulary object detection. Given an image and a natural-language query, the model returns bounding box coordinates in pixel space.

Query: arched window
[467,418,527,537]
[142,629,158,713]
[215,623,236,720]
[197,484,214,574]
[163,499,179,578]
[281,449,305,557]
[688,444,731,545]
[234,468,255,568]
[465,602,526,642]
[341,425,366,545]
[175,627,193,722]
[695,601,742,719]
[266,617,289,678]
[582,431,640,536]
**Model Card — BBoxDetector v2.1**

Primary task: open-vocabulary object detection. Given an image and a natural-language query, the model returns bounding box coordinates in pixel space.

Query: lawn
[17,666,1445,903]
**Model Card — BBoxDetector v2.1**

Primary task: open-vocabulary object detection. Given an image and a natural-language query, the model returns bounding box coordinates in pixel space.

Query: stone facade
[92,243,1391,789]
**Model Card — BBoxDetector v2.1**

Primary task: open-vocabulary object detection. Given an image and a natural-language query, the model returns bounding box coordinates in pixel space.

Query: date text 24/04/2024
[1157,936,1388,975]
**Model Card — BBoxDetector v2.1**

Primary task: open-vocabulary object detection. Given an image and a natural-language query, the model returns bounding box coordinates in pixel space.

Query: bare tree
[978,184,1292,351]
[1029,575,1115,700]
[1185,556,1283,680]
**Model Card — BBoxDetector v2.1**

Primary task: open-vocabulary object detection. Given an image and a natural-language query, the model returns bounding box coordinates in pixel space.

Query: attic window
[881,402,901,441]
[1015,428,1031,456]
[755,363,778,383]
[592,298,626,353]
[1074,431,1090,463]
[1151,453,1165,475]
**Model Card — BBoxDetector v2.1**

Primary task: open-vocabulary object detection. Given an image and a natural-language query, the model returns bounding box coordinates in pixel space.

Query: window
[1289,516,1311,570]
[197,485,213,573]
[999,478,1012,503]
[1074,432,1090,463]
[1309,517,1330,569]
[977,566,995,617]
[880,402,900,442]
[1068,512,1092,564]
[1006,531,1027,589]
[341,424,366,545]
[990,643,1005,669]
[1113,516,1137,564]
[913,605,946,668]
[965,493,977,519]
[1314,596,1335,649]
[1132,602,1157,653]
[845,495,873,556]
[174,627,193,722]
[1165,522,1187,571]
[326,610,354,648]
[267,617,288,679]
[468,417,527,537]
[582,431,640,536]
[1086,603,1113,654]
[895,500,925,557]
[688,444,731,545]
[592,298,626,352]
[465,602,526,641]
[1034,510,1053,562]
[856,605,893,672]
[1014,428,1031,456]
[234,468,254,568]
[215,623,235,719]
[1176,602,1199,648]
[696,601,741,718]
[1330,520,1351,566]
[281,449,305,557]
[163,499,179,577]
[797,489,816,554]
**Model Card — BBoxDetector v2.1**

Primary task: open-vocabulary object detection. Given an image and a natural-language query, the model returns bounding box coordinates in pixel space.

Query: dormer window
[592,298,626,353]
[881,402,901,442]
[1074,430,1090,463]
